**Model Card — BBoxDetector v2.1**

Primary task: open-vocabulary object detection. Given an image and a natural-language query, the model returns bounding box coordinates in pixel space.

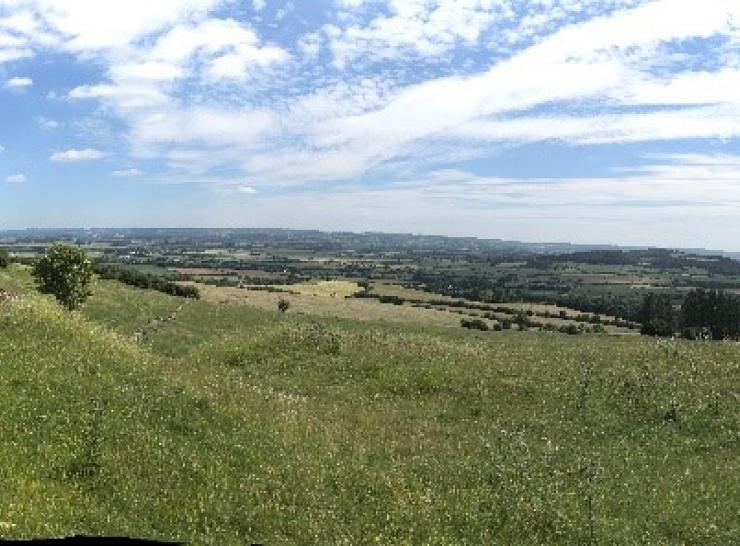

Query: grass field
[187,282,475,329]
[1,266,738,543]
[277,280,360,297]
[186,280,639,335]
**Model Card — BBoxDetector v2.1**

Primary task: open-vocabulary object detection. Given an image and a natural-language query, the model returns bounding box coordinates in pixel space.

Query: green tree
[640,292,675,337]
[33,244,94,310]
[0,247,9,268]
[681,289,740,340]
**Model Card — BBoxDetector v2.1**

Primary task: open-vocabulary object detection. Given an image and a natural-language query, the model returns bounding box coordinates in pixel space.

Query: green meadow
[1,265,738,544]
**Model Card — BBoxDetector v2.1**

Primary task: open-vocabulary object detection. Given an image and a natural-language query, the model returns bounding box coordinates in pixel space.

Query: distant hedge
[95,264,200,299]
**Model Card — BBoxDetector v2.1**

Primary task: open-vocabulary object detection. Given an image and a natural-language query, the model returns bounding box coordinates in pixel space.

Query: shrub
[461,318,489,331]
[560,324,582,335]
[278,298,291,313]
[0,248,9,268]
[33,244,94,310]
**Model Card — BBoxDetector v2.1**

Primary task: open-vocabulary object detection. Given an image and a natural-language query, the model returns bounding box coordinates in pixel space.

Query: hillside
[1,265,738,543]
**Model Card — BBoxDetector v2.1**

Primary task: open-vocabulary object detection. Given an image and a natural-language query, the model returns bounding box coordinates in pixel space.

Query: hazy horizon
[3,225,740,255]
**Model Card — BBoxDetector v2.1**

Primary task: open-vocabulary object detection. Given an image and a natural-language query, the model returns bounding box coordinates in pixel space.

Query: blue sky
[1,0,740,250]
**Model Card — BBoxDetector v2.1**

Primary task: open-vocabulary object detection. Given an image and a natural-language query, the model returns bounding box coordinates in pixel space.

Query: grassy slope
[1,265,183,337]
[1,266,738,544]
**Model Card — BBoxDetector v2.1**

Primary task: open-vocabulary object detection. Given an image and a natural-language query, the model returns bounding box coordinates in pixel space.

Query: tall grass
[0,266,738,543]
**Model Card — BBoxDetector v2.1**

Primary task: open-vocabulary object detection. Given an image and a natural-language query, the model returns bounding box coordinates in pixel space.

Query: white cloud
[0,11,36,64]
[111,168,142,177]
[110,61,184,82]
[68,17,289,115]
[0,10,41,35]
[0,47,32,63]
[5,76,32,88]
[327,0,502,67]
[215,184,258,194]
[451,104,740,145]
[266,0,740,181]
[32,0,224,51]
[6,173,26,183]
[297,31,321,57]
[252,0,266,12]
[131,108,276,148]
[37,116,58,129]
[50,148,106,161]
[622,68,740,105]
[10,0,740,194]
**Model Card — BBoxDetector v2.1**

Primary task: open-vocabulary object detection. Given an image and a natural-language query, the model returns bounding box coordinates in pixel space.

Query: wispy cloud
[50,148,106,162]
[111,168,142,177]
[5,76,32,88]
[6,173,26,183]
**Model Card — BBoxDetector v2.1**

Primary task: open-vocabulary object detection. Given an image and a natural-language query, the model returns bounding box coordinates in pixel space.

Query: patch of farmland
[185,282,478,328]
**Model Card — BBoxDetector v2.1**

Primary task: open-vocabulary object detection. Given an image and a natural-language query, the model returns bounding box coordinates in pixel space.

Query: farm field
[181,279,635,335]
[182,281,472,330]
[1,262,739,544]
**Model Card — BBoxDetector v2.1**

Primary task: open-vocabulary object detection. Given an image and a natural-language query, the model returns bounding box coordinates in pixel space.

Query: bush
[0,248,9,268]
[461,318,489,331]
[641,320,673,337]
[33,244,94,310]
[560,324,582,335]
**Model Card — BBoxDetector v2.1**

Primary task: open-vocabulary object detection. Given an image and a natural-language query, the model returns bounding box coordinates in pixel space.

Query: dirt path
[132,300,190,343]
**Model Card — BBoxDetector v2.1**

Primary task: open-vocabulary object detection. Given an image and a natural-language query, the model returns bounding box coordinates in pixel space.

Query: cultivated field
[183,281,471,329]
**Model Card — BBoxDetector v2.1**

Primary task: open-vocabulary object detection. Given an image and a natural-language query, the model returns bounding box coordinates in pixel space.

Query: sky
[1,0,740,250]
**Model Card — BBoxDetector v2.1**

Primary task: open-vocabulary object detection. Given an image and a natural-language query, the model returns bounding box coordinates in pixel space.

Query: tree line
[641,289,740,340]
[94,264,200,299]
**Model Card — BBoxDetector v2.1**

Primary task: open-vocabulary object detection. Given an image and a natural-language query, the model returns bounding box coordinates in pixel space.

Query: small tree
[0,248,9,268]
[33,243,93,310]
[277,298,290,313]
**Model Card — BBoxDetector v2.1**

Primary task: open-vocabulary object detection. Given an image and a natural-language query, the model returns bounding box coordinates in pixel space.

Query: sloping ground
[1,265,184,337]
[0,276,738,543]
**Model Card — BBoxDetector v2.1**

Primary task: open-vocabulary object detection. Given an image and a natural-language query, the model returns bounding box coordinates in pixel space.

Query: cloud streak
[50,148,106,161]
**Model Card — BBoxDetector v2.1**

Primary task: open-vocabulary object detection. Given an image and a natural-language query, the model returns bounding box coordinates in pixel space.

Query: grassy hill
[0,265,738,543]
